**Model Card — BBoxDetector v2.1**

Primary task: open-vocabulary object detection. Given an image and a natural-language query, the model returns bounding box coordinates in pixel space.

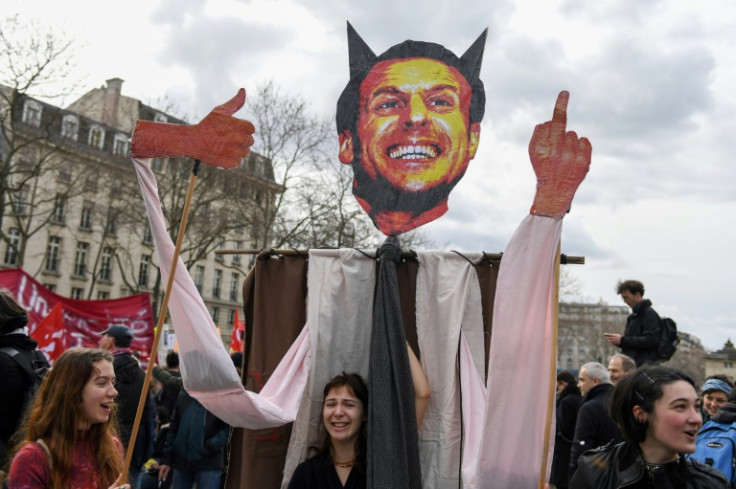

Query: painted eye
[431,98,451,106]
[378,100,399,109]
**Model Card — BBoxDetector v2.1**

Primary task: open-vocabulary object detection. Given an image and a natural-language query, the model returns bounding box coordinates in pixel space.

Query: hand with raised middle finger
[528,91,592,218]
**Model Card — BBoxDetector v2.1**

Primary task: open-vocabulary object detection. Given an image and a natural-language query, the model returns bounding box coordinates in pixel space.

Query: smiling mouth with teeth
[388,144,441,160]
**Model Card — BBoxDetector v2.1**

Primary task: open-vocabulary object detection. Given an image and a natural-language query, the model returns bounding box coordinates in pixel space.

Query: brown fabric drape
[224,253,309,489]
[224,252,499,489]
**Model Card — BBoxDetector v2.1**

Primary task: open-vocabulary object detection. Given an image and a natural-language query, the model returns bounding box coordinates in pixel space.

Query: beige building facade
[1,79,279,346]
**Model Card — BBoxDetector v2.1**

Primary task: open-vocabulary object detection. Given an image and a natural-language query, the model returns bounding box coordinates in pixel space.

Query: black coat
[569,383,622,482]
[550,383,583,487]
[113,351,153,468]
[570,440,728,488]
[0,334,46,465]
[620,299,661,367]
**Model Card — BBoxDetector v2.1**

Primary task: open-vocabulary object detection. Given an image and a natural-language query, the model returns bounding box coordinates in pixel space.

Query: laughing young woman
[570,365,727,488]
[287,345,429,489]
[7,348,130,489]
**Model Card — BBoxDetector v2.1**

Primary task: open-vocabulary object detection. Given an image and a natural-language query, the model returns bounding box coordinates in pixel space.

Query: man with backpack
[604,279,662,366]
[690,386,736,486]
[0,290,50,474]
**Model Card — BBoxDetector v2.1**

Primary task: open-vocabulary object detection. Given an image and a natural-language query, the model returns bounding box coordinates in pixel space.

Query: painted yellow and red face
[340,57,480,193]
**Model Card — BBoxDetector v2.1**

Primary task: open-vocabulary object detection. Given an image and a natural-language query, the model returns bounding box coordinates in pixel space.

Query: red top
[8,436,123,489]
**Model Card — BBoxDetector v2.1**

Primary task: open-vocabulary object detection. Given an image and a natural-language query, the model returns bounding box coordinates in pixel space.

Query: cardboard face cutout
[337,23,487,236]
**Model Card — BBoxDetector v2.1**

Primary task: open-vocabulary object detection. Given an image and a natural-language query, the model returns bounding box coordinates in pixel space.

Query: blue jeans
[172,468,222,489]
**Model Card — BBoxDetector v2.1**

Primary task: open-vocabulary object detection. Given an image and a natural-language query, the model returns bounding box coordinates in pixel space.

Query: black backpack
[657,317,680,361]
[0,347,50,409]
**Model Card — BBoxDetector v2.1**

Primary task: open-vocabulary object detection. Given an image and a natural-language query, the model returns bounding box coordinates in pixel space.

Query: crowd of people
[3,278,736,489]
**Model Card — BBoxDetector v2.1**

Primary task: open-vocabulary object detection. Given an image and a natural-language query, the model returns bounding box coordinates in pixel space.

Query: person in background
[604,280,662,366]
[139,406,173,489]
[607,353,636,386]
[155,351,181,415]
[99,324,154,488]
[0,290,50,477]
[6,348,130,489]
[700,375,733,423]
[549,370,582,489]
[568,362,622,481]
[570,365,727,488]
[158,389,230,489]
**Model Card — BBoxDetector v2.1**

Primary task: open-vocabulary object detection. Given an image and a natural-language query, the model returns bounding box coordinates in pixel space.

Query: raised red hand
[528,91,592,218]
[129,89,256,169]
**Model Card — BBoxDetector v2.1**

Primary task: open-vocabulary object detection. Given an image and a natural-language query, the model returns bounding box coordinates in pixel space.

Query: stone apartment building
[1,78,280,345]
[557,301,629,371]
[705,339,736,381]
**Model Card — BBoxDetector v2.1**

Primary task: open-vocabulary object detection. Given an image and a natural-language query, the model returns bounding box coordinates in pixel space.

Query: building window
[45,236,61,272]
[3,228,20,265]
[97,291,110,300]
[229,272,239,302]
[232,241,242,264]
[100,247,113,281]
[12,185,29,215]
[154,113,168,123]
[84,172,99,192]
[113,134,129,156]
[105,208,118,236]
[212,269,222,299]
[726,362,734,369]
[71,287,84,299]
[138,254,151,288]
[80,201,94,229]
[228,309,236,325]
[142,225,153,244]
[211,306,220,324]
[192,265,204,293]
[22,100,42,127]
[43,283,56,292]
[61,114,79,140]
[88,125,105,149]
[215,241,224,262]
[73,242,89,276]
[51,194,67,224]
[57,164,72,182]
[152,158,165,172]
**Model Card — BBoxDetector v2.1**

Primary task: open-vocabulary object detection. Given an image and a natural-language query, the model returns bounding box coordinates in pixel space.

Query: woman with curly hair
[7,347,130,489]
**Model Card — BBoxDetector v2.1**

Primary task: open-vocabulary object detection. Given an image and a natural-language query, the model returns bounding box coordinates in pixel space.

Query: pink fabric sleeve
[472,214,561,487]
[131,158,309,428]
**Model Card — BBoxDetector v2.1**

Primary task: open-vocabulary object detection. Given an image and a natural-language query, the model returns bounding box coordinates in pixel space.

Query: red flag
[230,308,245,353]
[31,302,69,362]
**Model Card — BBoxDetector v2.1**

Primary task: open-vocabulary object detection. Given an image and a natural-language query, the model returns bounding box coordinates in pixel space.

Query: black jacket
[621,299,661,366]
[0,334,48,465]
[570,440,728,488]
[113,351,153,468]
[163,390,229,471]
[569,383,622,481]
[550,383,583,487]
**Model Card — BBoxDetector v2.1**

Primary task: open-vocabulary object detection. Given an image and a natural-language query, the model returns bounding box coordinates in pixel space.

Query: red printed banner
[0,268,154,363]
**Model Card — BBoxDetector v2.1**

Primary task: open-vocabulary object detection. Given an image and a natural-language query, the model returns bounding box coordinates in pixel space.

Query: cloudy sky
[13,0,736,351]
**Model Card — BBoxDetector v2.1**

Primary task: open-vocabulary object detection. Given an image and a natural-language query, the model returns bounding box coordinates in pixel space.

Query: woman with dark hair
[287,346,429,489]
[7,348,129,489]
[570,365,727,488]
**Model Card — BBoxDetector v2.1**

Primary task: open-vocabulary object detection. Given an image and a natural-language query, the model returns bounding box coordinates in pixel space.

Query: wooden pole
[538,239,562,489]
[121,160,200,483]
[215,248,584,265]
